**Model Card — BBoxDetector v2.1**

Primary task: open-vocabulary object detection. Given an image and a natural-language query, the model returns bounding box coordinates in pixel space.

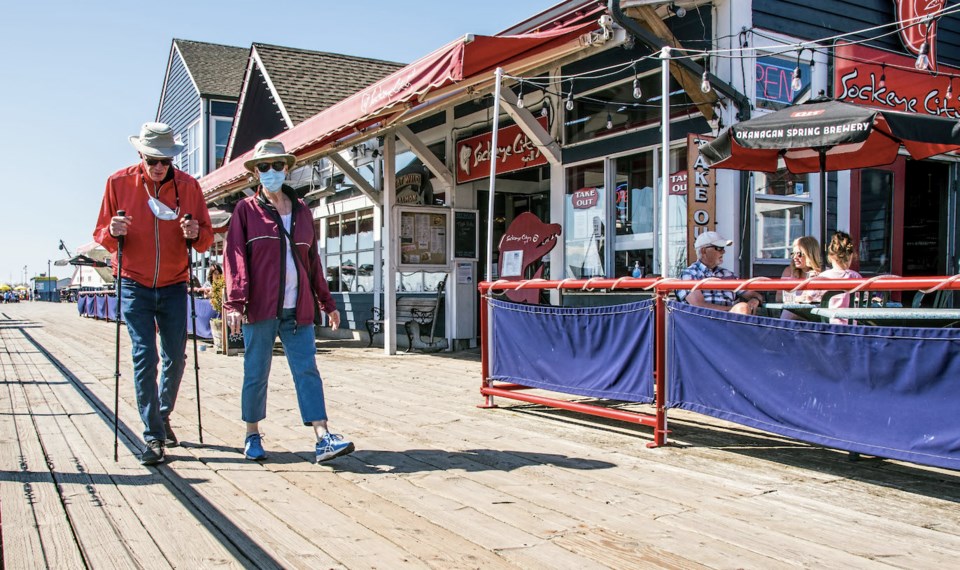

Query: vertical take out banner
[686,133,716,264]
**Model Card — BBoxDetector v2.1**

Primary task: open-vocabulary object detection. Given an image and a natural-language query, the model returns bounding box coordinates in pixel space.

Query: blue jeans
[118,278,187,442]
[241,309,328,425]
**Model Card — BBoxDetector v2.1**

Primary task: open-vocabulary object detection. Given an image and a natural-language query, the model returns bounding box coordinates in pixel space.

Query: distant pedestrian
[223,139,353,464]
[93,122,213,465]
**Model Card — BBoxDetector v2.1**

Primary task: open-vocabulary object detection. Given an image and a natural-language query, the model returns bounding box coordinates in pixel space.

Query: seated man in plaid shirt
[676,231,763,315]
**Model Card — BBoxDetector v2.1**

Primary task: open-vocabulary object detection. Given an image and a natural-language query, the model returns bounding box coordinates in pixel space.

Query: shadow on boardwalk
[499,399,960,503]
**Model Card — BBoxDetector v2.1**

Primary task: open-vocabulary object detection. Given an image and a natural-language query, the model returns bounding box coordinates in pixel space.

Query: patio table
[763,302,818,321]
[810,307,960,328]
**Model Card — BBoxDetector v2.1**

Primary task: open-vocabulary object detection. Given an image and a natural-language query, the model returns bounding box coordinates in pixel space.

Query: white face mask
[259,169,285,193]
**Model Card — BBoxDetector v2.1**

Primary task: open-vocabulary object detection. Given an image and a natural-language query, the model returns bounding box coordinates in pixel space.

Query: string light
[915,41,930,70]
[915,25,931,71]
[700,69,712,94]
[606,111,614,130]
[879,63,886,89]
[633,77,642,99]
[791,51,803,93]
[565,81,575,111]
[947,78,954,100]
[699,54,712,94]
[517,82,524,108]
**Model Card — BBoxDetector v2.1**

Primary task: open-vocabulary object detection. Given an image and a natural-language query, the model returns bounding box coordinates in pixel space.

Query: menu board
[398,208,449,268]
[453,210,478,260]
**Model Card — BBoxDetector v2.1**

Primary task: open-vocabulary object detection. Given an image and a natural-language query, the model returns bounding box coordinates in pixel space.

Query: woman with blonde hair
[777,235,823,320]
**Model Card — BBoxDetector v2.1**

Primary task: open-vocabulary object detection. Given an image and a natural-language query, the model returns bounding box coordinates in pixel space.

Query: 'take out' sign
[686,133,717,264]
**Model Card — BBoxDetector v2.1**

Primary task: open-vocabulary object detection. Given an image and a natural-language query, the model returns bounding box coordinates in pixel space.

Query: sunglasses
[255,161,287,173]
[792,251,805,258]
[144,157,172,167]
[709,246,725,253]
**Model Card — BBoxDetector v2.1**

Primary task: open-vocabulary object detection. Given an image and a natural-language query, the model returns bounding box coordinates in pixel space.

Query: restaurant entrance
[851,157,951,304]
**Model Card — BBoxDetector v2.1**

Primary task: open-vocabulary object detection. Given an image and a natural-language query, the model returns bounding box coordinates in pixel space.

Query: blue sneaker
[244,433,266,461]
[316,432,354,463]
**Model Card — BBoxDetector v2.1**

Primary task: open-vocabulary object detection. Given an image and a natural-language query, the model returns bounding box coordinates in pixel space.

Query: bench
[366,276,447,351]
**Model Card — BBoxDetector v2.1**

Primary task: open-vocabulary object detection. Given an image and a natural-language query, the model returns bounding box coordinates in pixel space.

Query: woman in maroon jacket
[224,140,353,464]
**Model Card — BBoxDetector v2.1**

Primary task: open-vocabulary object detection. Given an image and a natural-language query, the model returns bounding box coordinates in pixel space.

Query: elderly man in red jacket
[94,122,212,465]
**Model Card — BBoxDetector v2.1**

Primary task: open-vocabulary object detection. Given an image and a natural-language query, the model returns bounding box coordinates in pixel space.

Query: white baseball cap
[694,231,733,251]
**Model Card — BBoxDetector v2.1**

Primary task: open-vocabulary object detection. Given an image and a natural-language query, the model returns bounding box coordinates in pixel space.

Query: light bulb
[879,72,886,89]
[700,70,712,93]
[517,96,524,109]
[947,81,954,100]
[632,78,642,99]
[916,41,931,70]
[540,106,549,118]
[565,92,574,111]
[791,67,802,92]
[606,112,613,130]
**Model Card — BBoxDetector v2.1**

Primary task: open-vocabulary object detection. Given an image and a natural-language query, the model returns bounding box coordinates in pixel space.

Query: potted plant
[209,275,244,355]
[209,276,226,354]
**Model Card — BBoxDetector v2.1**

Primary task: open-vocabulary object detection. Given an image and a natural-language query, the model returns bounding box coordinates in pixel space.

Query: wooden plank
[12,324,246,569]
[15,342,174,569]
[3,355,88,569]
[0,359,49,570]
[220,469,427,568]
[7,303,960,570]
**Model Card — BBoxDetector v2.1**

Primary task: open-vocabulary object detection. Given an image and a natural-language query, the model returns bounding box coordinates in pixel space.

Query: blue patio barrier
[77,293,216,339]
[667,301,960,471]
[489,298,655,403]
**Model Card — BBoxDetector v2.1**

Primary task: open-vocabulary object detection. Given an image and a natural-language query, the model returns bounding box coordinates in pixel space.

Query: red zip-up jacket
[93,164,212,288]
[223,187,337,326]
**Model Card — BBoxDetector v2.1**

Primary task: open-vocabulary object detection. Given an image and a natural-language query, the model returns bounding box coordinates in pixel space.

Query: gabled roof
[252,43,405,125]
[174,39,248,99]
[224,44,405,161]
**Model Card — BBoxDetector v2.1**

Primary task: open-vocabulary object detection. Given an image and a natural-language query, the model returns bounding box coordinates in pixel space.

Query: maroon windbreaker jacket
[223,187,337,325]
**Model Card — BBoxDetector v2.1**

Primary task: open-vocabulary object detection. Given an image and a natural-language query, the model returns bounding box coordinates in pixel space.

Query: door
[850,157,905,276]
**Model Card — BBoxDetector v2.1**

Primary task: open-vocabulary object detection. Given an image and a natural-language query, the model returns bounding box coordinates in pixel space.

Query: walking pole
[114,210,125,462]
[184,213,203,444]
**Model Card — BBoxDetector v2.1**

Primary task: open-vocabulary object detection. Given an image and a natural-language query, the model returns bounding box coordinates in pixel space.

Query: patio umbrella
[66,254,109,268]
[700,97,960,244]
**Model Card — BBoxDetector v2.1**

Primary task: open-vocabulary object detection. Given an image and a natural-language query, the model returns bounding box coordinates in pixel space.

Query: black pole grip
[116,210,126,247]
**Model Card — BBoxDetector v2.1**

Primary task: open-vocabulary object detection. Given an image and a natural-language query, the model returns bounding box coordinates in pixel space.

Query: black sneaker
[140,440,165,466]
[163,420,178,447]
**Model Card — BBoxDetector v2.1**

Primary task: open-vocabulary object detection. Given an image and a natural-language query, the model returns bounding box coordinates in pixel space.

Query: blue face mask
[259,170,285,193]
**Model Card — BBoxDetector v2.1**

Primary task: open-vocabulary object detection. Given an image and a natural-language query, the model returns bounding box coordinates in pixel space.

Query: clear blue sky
[0,0,548,285]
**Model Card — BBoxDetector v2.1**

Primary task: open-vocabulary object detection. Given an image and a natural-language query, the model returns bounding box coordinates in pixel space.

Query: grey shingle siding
[253,43,406,125]
[157,49,200,138]
[754,0,960,69]
[174,39,247,99]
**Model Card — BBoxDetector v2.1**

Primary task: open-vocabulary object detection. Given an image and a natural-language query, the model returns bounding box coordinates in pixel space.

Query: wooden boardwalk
[1,302,959,569]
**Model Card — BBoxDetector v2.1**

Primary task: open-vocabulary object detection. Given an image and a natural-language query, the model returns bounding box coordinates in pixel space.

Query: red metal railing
[479,275,960,448]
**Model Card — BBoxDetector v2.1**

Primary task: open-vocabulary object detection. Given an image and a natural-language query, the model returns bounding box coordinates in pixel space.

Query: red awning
[201,14,601,194]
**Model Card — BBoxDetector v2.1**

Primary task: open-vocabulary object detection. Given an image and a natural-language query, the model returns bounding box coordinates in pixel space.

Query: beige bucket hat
[129,122,185,158]
[243,139,297,172]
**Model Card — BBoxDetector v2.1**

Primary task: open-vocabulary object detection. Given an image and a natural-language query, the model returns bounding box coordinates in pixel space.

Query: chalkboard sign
[453,210,478,260]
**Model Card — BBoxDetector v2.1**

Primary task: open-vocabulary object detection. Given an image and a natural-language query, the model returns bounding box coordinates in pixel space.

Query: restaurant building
[199,0,960,351]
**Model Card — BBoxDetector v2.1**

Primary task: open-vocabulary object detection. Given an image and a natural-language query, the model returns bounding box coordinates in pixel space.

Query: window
[564,162,606,278]
[756,54,812,112]
[325,208,375,293]
[179,120,201,177]
[212,118,231,170]
[754,169,810,260]
[614,153,653,277]
[565,72,697,145]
